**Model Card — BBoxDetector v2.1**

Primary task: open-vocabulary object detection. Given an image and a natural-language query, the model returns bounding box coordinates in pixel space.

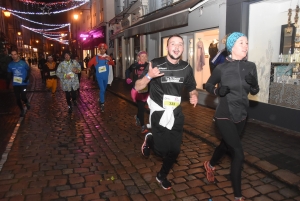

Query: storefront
[228,0,300,132]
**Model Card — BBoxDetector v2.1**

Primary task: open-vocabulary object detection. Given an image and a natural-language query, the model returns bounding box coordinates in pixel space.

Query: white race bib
[50,71,56,76]
[98,66,106,73]
[138,85,148,93]
[67,72,74,78]
[13,76,22,84]
[163,94,181,109]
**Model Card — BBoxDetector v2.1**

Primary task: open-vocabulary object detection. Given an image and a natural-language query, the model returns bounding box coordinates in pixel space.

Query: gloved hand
[245,73,258,88]
[126,78,132,84]
[215,86,230,97]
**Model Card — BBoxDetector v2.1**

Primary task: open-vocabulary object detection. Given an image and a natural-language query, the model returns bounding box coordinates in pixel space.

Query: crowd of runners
[7,32,258,201]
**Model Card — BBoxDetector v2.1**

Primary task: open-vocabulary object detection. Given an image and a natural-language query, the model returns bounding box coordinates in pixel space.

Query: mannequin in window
[209,39,219,73]
[211,34,230,67]
[196,38,205,71]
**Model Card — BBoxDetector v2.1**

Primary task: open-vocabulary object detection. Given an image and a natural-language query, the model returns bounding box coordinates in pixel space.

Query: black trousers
[13,85,28,111]
[151,110,184,178]
[136,100,146,126]
[65,89,77,106]
[210,119,246,197]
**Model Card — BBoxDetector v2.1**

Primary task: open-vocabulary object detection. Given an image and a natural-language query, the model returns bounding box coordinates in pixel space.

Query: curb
[107,88,300,192]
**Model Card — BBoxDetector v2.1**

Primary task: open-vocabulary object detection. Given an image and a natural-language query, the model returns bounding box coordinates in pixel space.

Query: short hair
[167,34,183,45]
[11,49,18,54]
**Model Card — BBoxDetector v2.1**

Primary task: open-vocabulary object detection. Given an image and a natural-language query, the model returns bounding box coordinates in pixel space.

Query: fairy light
[18,0,85,6]
[22,24,69,32]
[21,25,69,45]
[10,12,70,26]
[0,1,88,15]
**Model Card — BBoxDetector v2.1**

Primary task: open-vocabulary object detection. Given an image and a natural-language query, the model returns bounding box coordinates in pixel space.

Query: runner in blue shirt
[7,50,31,117]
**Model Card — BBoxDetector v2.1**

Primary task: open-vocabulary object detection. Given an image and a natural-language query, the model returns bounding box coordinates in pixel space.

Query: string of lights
[22,25,69,45]
[0,0,88,15]
[18,0,85,7]
[22,24,69,32]
[10,12,70,27]
[44,35,69,45]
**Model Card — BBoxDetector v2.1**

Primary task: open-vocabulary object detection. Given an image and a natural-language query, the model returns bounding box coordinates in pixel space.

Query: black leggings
[65,89,77,106]
[136,100,146,126]
[210,119,246,197]
[13,85,28,111]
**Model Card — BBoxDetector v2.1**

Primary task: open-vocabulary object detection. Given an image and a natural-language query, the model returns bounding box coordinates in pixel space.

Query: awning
[110,30,125,40]
[124,0,202,38]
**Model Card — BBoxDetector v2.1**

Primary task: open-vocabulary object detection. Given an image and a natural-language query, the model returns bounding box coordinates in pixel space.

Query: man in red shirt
[88,43,113,112]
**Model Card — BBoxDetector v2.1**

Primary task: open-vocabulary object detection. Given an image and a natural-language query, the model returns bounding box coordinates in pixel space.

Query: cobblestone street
[0,66,299,201]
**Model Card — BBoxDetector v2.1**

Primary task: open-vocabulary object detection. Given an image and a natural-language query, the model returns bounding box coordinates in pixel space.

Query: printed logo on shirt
[158,67,167,70]
[14,69,22,76]
[161,76,184,83]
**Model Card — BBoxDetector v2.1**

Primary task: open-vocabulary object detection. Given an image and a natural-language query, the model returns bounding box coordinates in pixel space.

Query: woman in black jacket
[204,32,259,201]
[125,51,149,134]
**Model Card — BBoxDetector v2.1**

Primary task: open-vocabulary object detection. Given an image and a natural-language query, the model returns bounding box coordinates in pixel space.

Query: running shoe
[141,133,152,157]
[100,104,104,112]
[234,197,245,201]
[156,172,172,190]
[134,115,141,126]
[141,125,148,134]
[25,102,31,110]
[204,161,215,183]
[68,105,72,113]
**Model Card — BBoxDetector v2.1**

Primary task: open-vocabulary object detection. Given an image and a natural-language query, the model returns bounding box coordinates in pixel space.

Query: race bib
[138,85,148,93]
[98,66,106,73]
[67,72,74,78]
[50,71,56,76]
[163,94,181,109]
[13,76,23,84]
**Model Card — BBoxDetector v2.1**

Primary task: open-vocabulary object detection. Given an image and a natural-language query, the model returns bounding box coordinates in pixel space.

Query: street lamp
[3,11,11,17]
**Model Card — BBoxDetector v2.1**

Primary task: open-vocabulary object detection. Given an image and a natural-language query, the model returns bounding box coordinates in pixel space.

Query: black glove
[245,73,258,88]
[215,86,230,97]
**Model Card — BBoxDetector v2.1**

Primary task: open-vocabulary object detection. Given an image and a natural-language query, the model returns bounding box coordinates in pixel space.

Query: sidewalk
[107,78,300,191]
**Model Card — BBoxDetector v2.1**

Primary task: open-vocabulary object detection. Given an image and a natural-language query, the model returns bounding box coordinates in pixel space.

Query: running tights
[136,100,146,126]
[13,85,28,111]
[210,119,246,197]
[65,89,77,106]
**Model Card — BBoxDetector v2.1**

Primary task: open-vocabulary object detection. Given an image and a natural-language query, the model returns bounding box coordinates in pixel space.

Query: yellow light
[62,47,65,49]
[51,44,53,46]
[3,11,11,17]
[17,32,21,36]
[36,40,39,43]
[73,14,79,20]
[61,33,64,36]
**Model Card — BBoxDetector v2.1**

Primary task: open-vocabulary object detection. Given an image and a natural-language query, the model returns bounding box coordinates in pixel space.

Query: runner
[88,43,114,112]
[204,32,259,201]
[56,52,81,113]
[135,35,198,190]
[44,55,58,96]
[7,50,31,117]
[125,51,149,134]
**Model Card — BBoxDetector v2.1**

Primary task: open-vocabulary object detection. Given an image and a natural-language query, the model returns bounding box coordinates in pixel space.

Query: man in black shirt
[135,35,198,190]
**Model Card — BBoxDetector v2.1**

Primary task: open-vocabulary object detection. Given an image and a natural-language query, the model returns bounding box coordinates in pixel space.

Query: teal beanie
[226,32,245,53]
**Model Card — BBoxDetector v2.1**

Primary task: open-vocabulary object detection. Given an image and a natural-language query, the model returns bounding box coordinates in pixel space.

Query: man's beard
[168,50,181,60]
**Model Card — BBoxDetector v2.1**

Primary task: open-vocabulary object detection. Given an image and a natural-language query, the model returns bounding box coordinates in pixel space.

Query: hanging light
[3,10,11,17]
